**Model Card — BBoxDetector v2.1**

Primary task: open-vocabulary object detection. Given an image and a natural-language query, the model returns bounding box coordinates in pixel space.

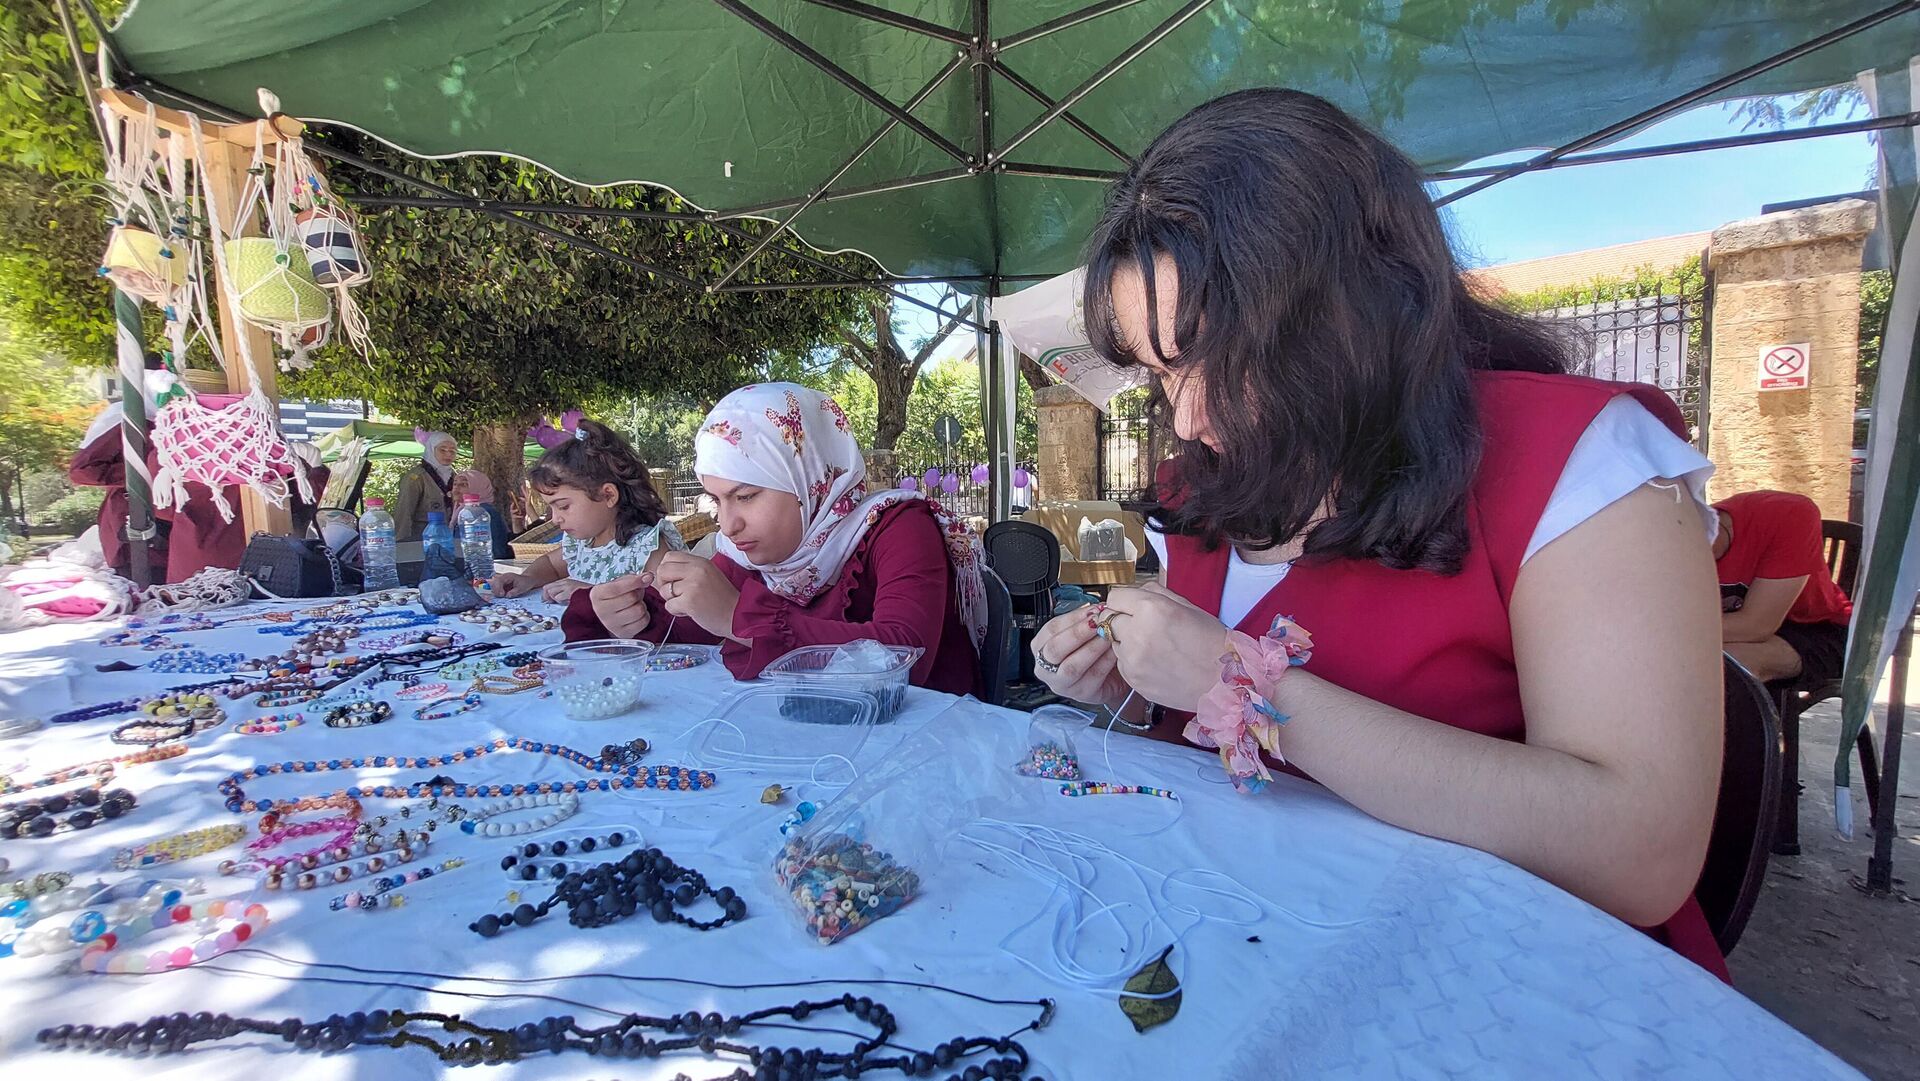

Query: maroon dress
[1152,370,1729,981]
[565,500,981,696]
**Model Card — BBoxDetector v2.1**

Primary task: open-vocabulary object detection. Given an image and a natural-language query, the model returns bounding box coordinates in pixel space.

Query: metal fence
[657,458,1032,522]
[1517,284,1711,444]
[1097,386,1170,504]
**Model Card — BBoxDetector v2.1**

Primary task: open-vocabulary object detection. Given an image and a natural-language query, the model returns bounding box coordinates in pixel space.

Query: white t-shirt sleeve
[1522,395,1716,564]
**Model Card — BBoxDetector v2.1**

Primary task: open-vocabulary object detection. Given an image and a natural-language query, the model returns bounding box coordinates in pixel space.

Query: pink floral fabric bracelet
[1184,614,1314,794]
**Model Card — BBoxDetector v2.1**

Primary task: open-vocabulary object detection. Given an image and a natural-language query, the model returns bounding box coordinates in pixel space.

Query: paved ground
[1731,667,1920,1081]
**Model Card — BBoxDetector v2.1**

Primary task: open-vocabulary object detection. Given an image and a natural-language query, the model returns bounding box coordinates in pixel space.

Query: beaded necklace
[0,744,184,796]
[143,649,247,674]
[49,679,244,726]
[331,856,466,912]
[112,823,248,870]
[217,738,715,814]
[360,628,463,653]
[470,845,743,937]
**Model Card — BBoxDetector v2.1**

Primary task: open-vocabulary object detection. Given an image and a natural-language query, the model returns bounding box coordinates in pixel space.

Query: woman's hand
[541,578,587,604]
[1030,605,1129,708]
[1098,583,1231,712]
[490,570,536,598]
[586,574,653,639]
[651,552,741,640]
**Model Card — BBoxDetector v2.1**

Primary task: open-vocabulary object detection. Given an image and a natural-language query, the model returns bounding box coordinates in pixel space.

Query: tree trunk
[872,361,913,454]
[1018,352,1053,391]
[471,418,532,536]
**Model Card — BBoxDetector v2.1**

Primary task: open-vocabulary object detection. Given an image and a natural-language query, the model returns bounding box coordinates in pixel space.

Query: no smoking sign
[1757,342,1810,392]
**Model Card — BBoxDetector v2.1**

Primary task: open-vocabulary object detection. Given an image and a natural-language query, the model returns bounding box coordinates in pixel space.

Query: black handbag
[239,532,357,599]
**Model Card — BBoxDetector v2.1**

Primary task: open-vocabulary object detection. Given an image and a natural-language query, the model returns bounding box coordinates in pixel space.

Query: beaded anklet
[217,738,716,814]
[77,899,269,973]
[459,793,580,837]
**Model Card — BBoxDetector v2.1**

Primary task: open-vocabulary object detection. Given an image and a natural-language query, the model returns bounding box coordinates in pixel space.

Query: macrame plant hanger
[143,109,316,524]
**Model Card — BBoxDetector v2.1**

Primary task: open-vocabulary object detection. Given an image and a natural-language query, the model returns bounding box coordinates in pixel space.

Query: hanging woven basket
[294,205,367,286]
[100,224,186,304]
[181,367,227,395]
[224,237,330,328]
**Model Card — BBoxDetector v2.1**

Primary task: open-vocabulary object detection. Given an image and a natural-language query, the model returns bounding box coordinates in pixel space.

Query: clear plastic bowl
[539,639,655,720]
[760,643,922,723]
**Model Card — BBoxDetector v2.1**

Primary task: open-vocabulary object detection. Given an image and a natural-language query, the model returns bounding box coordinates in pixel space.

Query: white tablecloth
[0,599,1859,1080]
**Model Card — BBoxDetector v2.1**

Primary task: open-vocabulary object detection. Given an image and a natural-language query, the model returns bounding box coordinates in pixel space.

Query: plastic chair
[983,520,1061,627]
[1772,519,1878,856]
[1698,653,1783,955]
[977,566,1014,707]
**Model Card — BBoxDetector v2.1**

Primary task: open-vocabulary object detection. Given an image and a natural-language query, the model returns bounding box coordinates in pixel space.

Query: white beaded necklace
[457,792,581,837]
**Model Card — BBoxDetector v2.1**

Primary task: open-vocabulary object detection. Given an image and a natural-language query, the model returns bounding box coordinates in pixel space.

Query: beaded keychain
[331,856,466,912]
[77,899,270,973]
[217,738,716,814]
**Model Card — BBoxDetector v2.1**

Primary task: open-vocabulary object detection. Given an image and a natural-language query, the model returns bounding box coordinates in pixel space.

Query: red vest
[1157,371,1727,980]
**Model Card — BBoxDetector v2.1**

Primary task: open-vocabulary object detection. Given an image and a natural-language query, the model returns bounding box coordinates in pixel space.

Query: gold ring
[1092,606,1121,646]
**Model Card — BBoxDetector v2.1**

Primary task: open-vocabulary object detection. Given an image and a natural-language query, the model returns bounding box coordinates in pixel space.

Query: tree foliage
[0,325,98,525]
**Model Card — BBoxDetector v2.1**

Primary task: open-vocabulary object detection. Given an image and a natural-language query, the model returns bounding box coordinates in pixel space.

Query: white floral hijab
[694,383,987,649]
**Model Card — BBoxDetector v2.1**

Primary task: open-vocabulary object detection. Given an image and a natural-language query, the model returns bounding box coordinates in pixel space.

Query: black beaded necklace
[472,846,746,936]
[36,1000,1038,1079]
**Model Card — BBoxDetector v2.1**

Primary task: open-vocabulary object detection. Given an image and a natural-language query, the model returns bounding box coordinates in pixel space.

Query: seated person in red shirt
[565,383,987,696]
[1713,490,1853,686]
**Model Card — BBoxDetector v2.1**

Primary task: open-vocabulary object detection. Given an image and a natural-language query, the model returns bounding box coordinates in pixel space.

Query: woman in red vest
[1031,90,1728,977]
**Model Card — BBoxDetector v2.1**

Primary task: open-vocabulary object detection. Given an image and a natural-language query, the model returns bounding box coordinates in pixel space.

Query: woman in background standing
[394,429,458,542]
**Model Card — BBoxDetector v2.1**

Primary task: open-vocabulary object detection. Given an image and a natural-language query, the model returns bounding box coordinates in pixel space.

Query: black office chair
[1698,653,1783,955]
[983,520,1061,628]
[1772,519,1878,855]
[977,566,1014,707]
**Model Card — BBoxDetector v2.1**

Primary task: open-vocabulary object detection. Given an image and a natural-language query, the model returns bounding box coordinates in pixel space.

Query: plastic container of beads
[538,639,656,720]
[760,642,922,724]
[689,685,878,772]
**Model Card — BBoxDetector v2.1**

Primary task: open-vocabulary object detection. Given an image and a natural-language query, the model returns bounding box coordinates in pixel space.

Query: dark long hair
[526,419,668,545]
[1085,88,1567,574]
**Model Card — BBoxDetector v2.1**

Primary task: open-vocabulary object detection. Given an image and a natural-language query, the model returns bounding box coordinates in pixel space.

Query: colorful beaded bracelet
[216,738,717,814]
[237,816,358,873]
[78,899,269,974]
[325,700,393,728]
[258,795,363,834]
[261,843,423,892]
[414,694,483,720]
[110,718,193,746]
[330,856,465,912]
[1057,781,1180,800]
[472,675,542,695]
[256,689,322,707]
[238,714,304,735]
[112,823,247,871]
[395,681,449,701]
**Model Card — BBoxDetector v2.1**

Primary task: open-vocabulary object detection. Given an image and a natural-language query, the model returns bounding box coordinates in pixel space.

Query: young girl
[564,384,987,695]
[490,419,684,604]
[1030,90,1726,976]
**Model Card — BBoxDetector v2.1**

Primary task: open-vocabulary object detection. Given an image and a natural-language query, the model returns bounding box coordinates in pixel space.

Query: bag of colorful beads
[769,703,1025,944]
[1014,704,1088,780]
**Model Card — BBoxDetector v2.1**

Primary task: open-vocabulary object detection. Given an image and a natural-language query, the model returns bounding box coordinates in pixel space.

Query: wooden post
[99,89,302,537]
[200,136,291,537]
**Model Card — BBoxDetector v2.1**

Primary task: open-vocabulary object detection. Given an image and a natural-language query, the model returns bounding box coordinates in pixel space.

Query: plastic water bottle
[422,511,464,582]
[358,497,400,591]
[456,494,494,582]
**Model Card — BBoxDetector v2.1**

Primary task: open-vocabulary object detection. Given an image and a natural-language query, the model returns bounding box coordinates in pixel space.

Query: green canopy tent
[70,0,1920,879]
[312,420,545,464]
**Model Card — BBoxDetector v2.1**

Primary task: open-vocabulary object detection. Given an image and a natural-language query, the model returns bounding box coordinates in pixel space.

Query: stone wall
[1035,384,1099,502]
[1707,199,1875,520]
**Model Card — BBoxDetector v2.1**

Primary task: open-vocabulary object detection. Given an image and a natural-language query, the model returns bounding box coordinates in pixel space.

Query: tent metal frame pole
[708,0,974,165]
[710,55,966,290]
[988,57,1133,165]
[1428,111,1920,181]
[713,167,973,219]
[351,193,706,222]
[1864,610,1913,894]
[792,0,970,45]
[1433,0,1920,206]
[995,161,1123,180]
[996,0,1155,51]
[988,0,1214,166]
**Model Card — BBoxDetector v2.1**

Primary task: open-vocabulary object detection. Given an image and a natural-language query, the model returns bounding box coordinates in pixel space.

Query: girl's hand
[586,574,652,639]
[541,578,587,604]
[1098,583,1231,712]
[651,552,741,640]
[491,571,534,598]
[1030,605,1129,709]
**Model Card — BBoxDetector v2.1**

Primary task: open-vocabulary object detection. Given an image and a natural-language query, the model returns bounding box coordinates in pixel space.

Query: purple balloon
[1013,468,1032,489]
[970,463,990,486]
[940,473,960,494]
[899,476,919,491]
[922,467,942,490]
